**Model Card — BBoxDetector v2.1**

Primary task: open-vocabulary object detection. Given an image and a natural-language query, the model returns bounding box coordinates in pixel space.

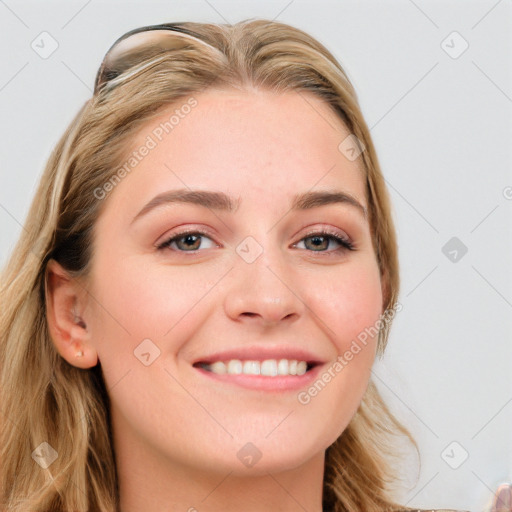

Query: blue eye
[157,229,355,254]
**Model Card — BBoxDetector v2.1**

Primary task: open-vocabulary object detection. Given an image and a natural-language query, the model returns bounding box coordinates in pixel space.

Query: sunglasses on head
[93,23,214,94]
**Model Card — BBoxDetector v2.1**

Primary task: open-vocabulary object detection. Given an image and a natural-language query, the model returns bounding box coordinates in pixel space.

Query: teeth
[201,359,311,377]
[261,360,277,376]
[296,361,307,375]
[277,359,288,375]
[243,360,260,375]
[227,360,242,374]
[210,361,227,374]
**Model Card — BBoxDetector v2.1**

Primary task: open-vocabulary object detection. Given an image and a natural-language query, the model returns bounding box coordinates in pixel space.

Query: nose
[223,243,304,327]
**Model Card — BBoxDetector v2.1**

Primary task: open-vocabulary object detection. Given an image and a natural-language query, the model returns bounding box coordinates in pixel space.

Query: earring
[75,350,84,358]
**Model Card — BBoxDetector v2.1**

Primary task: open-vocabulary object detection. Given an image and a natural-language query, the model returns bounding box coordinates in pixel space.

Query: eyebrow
[130,188,367,224]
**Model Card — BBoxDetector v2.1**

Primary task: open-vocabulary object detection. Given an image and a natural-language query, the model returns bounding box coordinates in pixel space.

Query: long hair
[1,19,420,511]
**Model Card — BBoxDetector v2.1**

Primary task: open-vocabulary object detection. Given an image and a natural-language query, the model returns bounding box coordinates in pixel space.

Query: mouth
[193,358,321,377]
[192,357,325,392]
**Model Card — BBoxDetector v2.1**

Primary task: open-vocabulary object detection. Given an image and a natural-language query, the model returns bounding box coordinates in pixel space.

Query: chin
[187,428,329,477]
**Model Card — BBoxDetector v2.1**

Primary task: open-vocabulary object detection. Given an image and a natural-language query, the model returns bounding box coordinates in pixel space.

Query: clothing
[400,509,470,512]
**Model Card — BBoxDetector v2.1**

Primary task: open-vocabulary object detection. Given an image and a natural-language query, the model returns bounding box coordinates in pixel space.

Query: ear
[45,259,98,369]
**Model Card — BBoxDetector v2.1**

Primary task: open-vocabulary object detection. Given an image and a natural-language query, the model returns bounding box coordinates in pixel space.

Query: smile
[195,359,312,376]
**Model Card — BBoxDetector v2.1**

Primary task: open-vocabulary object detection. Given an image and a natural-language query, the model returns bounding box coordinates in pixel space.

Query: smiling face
[80,87,383,477]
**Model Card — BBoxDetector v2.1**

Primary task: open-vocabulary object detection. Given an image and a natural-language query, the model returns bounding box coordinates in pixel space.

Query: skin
[46,87,384,512]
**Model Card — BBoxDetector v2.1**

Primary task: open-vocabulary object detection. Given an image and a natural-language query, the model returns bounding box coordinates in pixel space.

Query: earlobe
[45,259,98,368]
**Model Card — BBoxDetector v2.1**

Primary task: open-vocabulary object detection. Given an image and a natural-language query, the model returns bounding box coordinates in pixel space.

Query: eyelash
[156,228,355,256]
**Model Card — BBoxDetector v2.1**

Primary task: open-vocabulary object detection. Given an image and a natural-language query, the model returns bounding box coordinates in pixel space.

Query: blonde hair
[1,19,420,511]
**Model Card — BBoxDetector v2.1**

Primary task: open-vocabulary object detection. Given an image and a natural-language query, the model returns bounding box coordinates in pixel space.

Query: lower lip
[193,363,325,392]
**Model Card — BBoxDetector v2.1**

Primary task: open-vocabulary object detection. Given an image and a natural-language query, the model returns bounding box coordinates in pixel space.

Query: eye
[157,229,216,252]
[157,228,355,255]
[294,229,354,254]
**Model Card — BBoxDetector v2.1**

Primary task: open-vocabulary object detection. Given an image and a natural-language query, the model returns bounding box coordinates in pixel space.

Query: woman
[0,19,471,512]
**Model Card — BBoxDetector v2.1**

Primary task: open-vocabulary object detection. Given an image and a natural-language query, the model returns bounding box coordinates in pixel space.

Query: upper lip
[192,346,327,366]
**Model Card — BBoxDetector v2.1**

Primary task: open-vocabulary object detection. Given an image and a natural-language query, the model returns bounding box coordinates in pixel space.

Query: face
[83,88,383,476]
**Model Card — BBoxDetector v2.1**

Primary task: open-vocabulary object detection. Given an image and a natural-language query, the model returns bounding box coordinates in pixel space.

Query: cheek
[287,259,383,449]
[306,258,383,355]
[86,254,217,357]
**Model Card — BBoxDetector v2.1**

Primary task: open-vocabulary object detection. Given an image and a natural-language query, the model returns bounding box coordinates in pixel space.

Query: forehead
[106,87,367,215]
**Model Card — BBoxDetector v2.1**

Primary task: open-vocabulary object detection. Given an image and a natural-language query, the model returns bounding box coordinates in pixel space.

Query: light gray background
[1,1,511,511]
